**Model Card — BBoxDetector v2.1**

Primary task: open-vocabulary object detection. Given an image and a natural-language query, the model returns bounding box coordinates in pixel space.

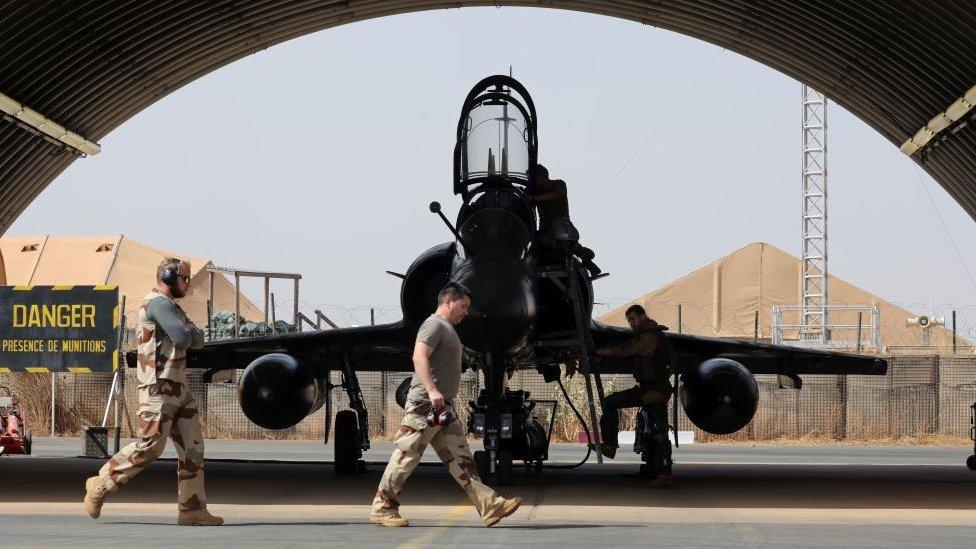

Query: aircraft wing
[590,321,887,376]
[127,321,416,373]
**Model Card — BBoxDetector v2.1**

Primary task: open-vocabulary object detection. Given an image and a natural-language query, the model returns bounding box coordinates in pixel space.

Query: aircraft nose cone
[455,262,535,353]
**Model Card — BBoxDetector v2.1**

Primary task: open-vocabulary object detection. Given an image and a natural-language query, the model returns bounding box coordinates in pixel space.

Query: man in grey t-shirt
[371,283,521,528]
[404,309,462,408]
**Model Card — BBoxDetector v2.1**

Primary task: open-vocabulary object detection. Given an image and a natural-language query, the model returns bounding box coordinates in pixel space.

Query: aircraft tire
[474,450,487,480]
[967,454,976,471]
[474,450,513,486]
[334,410,359,474]
[496,450,513,485]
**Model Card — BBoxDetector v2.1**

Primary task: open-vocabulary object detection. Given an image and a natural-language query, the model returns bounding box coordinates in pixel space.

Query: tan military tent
[601,242,965,352]
[0,235,263,326]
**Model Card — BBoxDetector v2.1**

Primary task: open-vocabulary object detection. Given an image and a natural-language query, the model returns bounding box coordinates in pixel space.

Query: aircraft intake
[678,358,759,435]
[238,353,327,430]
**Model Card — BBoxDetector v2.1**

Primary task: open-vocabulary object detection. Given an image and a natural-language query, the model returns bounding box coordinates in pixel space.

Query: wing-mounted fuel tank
[239,353,327,430]
[679,358,760,434]
[449,75,541,355]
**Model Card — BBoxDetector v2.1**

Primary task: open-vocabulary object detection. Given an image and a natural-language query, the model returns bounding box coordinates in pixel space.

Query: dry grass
[0,373,100,436]
[706,432,971,446]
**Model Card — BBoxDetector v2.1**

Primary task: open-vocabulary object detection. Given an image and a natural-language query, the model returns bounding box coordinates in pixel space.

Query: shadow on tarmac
[3,456,975,510]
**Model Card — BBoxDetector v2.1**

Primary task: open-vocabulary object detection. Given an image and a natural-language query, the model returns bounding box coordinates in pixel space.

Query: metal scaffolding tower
[801,85,828,343]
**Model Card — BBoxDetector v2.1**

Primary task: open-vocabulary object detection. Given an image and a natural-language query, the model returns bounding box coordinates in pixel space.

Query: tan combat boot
[370,510,409,527]
[178,508,224,526]
[483,496,522,527]
[84,476,109,519]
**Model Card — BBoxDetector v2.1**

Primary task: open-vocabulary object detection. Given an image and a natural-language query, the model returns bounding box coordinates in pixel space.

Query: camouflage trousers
[97,379,207,511]
[600,385,670,448]
[372,403,506,519]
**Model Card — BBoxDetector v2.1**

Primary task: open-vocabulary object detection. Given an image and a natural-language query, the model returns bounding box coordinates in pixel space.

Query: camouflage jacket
[136,289,190,388]
[602,319,673,393]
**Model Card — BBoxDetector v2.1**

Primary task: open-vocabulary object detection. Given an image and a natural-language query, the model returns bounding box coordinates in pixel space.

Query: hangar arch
[1,1,975,236]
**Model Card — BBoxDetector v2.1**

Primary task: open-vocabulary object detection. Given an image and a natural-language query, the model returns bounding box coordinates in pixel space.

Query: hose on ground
[543,376,593,469]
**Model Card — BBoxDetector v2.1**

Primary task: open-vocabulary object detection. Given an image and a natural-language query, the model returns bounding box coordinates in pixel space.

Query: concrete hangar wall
[0,1,974,237]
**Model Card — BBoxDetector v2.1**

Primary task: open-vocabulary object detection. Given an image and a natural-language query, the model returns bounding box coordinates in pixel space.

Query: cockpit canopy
[454,76,538,200]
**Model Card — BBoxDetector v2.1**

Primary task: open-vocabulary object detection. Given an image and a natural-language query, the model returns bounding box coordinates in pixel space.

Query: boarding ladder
[535,252,607,463]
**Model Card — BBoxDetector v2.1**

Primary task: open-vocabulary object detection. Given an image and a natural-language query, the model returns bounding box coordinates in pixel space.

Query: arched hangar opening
[1,0,974,243]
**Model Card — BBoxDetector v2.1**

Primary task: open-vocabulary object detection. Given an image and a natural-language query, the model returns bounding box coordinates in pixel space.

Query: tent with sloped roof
[600,242,965,352]
[0,235,263,326]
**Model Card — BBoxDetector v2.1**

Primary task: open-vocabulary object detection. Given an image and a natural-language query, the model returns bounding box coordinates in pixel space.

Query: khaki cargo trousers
[372,402,508,520]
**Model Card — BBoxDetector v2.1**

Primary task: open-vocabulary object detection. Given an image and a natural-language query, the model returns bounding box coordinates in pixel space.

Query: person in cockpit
[528,164,601,277]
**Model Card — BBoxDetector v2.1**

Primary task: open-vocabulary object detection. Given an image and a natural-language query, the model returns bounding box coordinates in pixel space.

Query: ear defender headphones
[426,407,456,427]
[160,266,179,286]
[160,259,184,287]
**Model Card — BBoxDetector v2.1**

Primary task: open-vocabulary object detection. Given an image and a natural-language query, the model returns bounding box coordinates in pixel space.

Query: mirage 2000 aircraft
[181,75,887,484]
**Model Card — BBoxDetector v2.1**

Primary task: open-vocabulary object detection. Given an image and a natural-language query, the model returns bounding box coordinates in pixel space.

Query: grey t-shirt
[406,314,463,403]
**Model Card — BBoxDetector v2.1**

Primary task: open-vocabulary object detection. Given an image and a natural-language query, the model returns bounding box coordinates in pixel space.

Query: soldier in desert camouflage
[83,257,222,526]
[371,282,521,528]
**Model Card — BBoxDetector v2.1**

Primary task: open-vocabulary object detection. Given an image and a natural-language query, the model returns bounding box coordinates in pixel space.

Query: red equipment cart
[0,385,32,456]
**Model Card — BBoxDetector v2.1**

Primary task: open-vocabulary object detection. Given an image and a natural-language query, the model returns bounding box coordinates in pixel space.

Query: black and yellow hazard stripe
[2,366,100,373]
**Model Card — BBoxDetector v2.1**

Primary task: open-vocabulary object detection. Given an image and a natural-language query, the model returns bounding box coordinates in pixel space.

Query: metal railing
[772,305,881,351]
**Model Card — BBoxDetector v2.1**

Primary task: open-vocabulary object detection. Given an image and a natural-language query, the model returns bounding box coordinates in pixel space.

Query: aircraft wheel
[334,410,360,474]
[474,450,513,486]
[496,450,513,485]
[474,450,487,480]
[966,454,976,471]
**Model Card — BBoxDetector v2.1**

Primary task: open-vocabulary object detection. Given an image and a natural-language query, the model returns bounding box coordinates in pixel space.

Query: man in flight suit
[84,258,223,526]
[371,282,522,527]
[596,304,675,487]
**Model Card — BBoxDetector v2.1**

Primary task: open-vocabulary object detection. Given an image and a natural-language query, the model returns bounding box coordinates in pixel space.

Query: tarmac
[2,438,976,548]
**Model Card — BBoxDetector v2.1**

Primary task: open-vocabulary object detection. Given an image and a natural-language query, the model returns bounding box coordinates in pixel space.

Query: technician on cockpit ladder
[595,304,676,487]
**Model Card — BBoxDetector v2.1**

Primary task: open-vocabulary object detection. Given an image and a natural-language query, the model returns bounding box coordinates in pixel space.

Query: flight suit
[96,290,207,511]
[599,319,674,453]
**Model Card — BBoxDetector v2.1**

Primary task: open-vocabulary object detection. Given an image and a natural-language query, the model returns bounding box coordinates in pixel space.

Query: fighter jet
[185,75,886,483]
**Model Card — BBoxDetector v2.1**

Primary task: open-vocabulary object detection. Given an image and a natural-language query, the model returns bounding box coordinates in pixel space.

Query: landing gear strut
[469,354,550,485]
[967,402,976,471]
[334,356,369,474]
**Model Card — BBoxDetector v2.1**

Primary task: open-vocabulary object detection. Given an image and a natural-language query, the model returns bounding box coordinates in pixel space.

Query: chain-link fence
[2,354,975,441]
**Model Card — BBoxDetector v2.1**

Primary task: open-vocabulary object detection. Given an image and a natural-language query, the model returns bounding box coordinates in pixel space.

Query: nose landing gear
[469,387,552,486]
